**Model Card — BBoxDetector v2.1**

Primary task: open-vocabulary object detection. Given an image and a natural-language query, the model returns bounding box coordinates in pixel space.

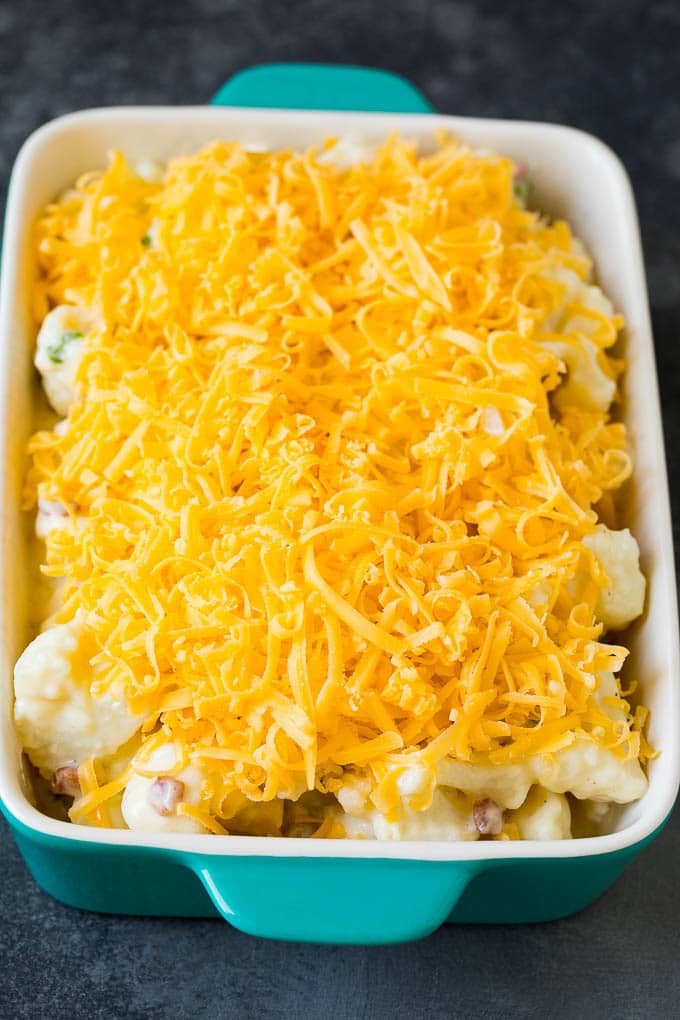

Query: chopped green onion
[141,234,152,246]
[46,329,83,364]
[513,178,533,204]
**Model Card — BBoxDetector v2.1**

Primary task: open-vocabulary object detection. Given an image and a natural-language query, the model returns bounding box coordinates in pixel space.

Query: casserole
[0,64,677,944]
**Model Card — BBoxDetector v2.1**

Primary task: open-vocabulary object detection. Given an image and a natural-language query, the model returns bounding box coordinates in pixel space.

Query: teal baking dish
[0,65,677,945]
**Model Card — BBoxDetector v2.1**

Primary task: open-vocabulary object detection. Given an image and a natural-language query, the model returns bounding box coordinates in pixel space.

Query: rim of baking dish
[1,107,677,862]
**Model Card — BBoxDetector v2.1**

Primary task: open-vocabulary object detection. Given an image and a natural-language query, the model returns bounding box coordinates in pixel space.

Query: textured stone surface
[1,0,679,1016]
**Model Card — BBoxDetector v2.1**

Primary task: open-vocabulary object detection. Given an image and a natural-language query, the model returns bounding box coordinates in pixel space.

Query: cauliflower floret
[121,743,205,834]
[541,267,615,337]
[437,759,534,810]
[336,772,372,816]
[333,811,376,839]
[541,336,616,412]
[35,498,71,539]
[595,669,628,721]
[317,137,377,170]
[439,668,646,812]
[335,768,480,841]
[535,736,647,803]
[34,305,93,415]
[14,620,141,776]
[438,737,645,816]
[511,788,571,840]
[536,670,646,804]
[396,765,432,800]
[134,158,165,183]
[527,580,553,607]
[335,788,480,842]
[482,406,505,436]
[539,267,618,412]
[562,283,615,336]
[534,671,646,804]
[583,525,646,630]
[373,789,480,841]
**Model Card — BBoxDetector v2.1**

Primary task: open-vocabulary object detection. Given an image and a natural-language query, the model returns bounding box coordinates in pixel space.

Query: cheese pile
[28,135,646,828]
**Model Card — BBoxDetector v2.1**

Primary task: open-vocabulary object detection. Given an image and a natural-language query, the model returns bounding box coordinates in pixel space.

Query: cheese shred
[28,134,643,829]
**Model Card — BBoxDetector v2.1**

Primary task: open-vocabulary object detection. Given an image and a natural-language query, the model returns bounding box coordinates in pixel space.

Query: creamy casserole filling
[15,135,651,840]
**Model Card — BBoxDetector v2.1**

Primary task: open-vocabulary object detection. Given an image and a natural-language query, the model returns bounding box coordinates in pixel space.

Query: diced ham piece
[472,797,504,835]
[50,764,81,797]
[148,776,184,817]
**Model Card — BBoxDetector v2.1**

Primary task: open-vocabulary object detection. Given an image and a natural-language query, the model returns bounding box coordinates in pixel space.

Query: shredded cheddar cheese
[27,134,646,830]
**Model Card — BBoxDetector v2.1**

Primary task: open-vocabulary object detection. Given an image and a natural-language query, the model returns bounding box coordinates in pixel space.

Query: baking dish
[0,64,678,945]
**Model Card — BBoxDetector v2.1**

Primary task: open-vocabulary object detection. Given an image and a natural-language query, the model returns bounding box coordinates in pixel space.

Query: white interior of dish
[0,107,677,861]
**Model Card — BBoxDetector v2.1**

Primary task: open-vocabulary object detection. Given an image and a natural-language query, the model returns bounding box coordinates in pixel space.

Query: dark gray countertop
[1,1,679,1017]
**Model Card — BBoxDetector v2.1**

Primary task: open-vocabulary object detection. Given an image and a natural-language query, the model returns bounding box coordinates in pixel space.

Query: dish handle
[187,854,482,944]
[210,63,434,113]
